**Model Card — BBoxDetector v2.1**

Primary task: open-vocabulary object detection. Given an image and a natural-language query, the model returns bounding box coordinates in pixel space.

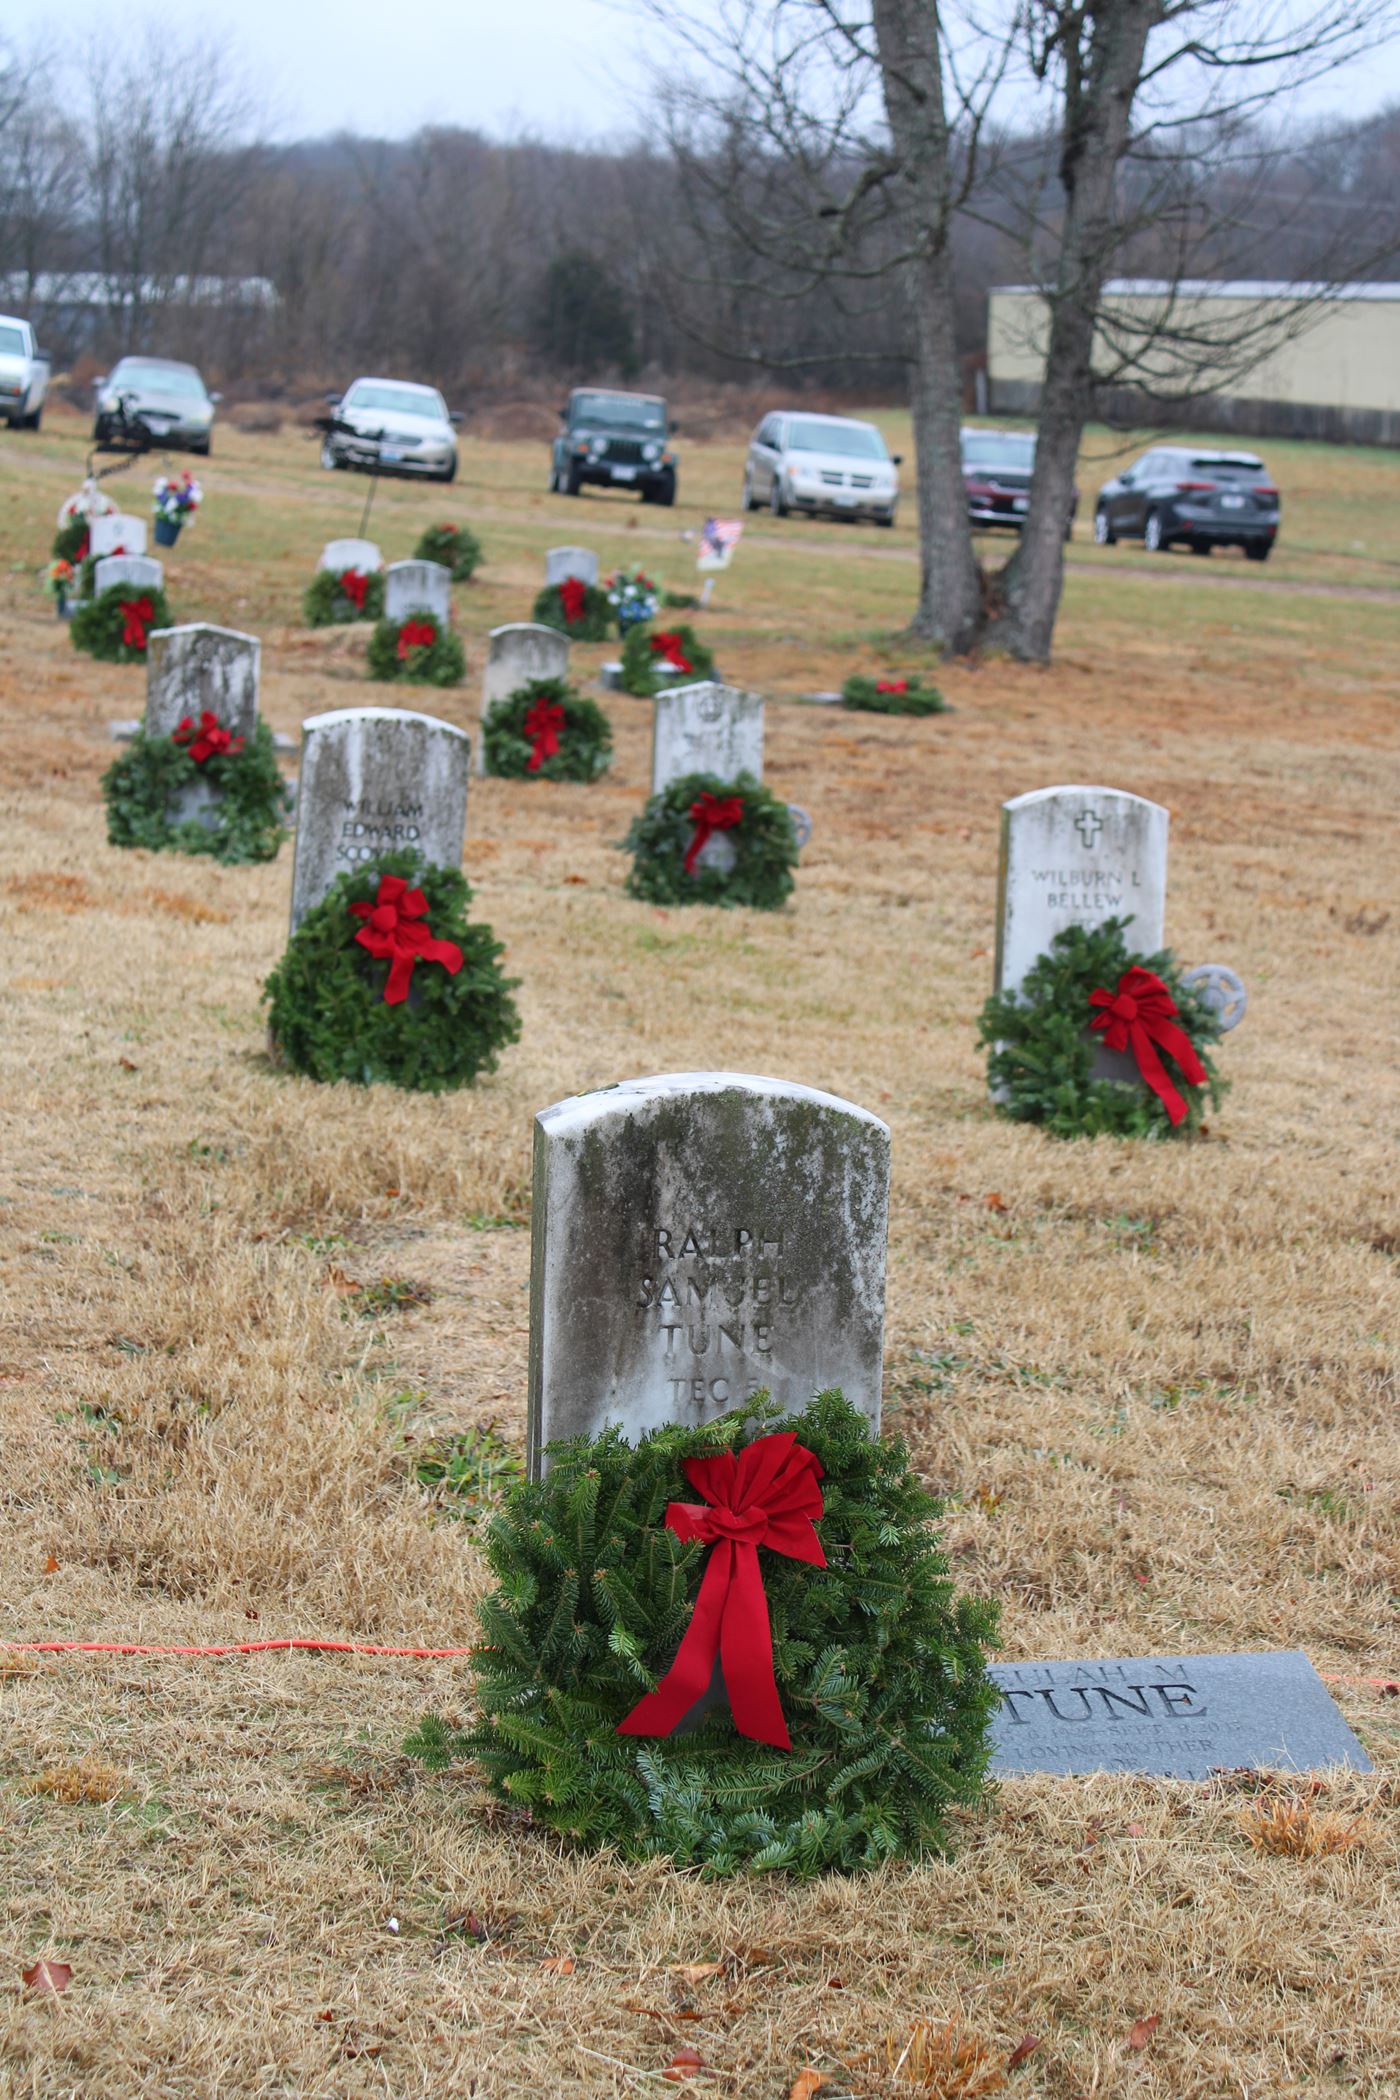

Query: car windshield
[962,432,1035,471]
[1193,457,1267,479]
[0,325,25,357]
[787,419,887,459]
[573,393,666,431]
[345,383,445,419]
[115,363,207,400]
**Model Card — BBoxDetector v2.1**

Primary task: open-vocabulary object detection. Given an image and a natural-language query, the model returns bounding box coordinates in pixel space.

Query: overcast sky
[14,0,1400,142]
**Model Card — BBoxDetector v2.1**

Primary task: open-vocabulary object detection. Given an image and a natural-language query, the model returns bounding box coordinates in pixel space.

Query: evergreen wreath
[623,770,797,910]
[414,521,482,582]
[303,565,387,626]
[366,610,467,687]
[842,672,948,716]
[101,719,290,864]
[530,579,613,642]
[52,517,90,565]
[406,1390,999,1877]
[480,677,613,782]
[977,916,1228,1139]
[263,849,520,1091]
[70,583,173,664]
[620,622,716,697]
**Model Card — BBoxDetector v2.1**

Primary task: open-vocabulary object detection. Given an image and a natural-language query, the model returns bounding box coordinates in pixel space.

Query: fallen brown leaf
[788,2072,826,2100]
[43,1555,60,1573]
[668,1962,724,1984]
[539,1955,576,1975]
[22,1959,72,1996]
[1126,2015,1161,2050]
[663,2047,705,2082]
[1007,2035,1041,2070]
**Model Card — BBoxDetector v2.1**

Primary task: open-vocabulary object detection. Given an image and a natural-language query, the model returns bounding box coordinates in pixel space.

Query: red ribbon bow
[119,595,154,651]
[339,567,369,610]
[559,576,587,625]
[173,710,244,765]
[876,677,908,694]
[650,630,693,673]
[684,791,744,875]
[523,696,565,773]
[75,531,90,563]
[396,618,437,660]
[348,873,464,1005]
[1089,966,1207,1126]
[617,1432,826,1750]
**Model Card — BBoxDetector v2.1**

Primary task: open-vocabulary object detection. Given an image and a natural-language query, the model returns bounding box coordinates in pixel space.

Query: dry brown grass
[0,405,1397,2098]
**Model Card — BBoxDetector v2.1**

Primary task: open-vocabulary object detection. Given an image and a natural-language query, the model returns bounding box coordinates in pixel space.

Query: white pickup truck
[0,315,51,430]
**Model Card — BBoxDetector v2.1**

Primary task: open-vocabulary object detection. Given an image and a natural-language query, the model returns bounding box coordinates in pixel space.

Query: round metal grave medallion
[1179,962,1248,1033]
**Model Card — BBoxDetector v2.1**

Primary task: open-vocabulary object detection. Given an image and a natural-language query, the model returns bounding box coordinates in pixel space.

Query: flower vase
[154,516,182,548]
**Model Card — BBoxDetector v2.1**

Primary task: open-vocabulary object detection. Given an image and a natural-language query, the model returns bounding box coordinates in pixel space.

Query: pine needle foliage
[52,518,88,564]
[413,522,483,581]
[70,584,172,664]
[481,677,613,782]
[619,623,717,696]
[407,1390,999,1876]
[842,673,948,715]
[366,614,466,687]
[622,770,798,910]
[531,580,613,642]
[977,917,1228,1139]
[263,849,520,1091]
[302,567,386,626]
[101,720,290,864]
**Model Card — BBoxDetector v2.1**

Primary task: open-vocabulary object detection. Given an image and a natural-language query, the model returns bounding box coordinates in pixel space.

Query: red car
[961,427,1077,536]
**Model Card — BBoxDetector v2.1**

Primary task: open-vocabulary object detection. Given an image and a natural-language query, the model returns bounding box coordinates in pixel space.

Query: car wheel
[190,436,211,457]
[320,438,342,472]
[439,453,457,484]
[565,461,583,496]
[741,470,757,513]
[1093,506,1116,546]
[26,404,43,431]
[93,419,108,444]
[653,471,676,508]
[769,475,789,518]
[1143,508,1166,553]
[1245,541,1271,563]
[1191,540,1211,556]
[875,509,895,528]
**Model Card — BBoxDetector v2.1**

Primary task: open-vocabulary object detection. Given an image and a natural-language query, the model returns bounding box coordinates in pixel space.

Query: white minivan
[742,410,900,525]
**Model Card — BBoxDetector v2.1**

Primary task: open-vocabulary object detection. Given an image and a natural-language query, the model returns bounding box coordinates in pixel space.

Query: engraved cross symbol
[1074,808,1104,849]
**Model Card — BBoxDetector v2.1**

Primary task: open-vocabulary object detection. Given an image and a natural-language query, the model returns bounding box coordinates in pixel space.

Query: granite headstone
[479,622,570,774]
[145,624,262,832]
[289,706,470,930]
[90,512,148,559]
[93,553,165,597]
[545,545,599,589]
[527,1071,891,1475]
[317,538,383,575]
[651,682,765,796]
[384,559,452,627]
[988,1651,1373,1778]
[995,785,1169,999]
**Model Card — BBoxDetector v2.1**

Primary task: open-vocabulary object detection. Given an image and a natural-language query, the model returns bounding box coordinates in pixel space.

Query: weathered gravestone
[545,545,599,589]
[289,706,470,931]
[93,553,165,598]
[527,1072,891,1475]
[318,537,383,574]
[91,512,148,558]
[651,682,764,797]
[384,559,453,627]
[988,1650,1373,1778]
[145,624,261,830]
[479,623,570,774]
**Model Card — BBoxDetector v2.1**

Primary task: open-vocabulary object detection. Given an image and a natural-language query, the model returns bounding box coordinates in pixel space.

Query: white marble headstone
[91,513,148,558]
[94,553,165,597]
[145,625,262,832]
[527,1072,891,1474]
[544,545,599,589]
[479,623,570,774]
[384,560,452,627]
[289,706,470,931]
[651,682,765,796]
[995,786,1169,998]
[317,538,383,574]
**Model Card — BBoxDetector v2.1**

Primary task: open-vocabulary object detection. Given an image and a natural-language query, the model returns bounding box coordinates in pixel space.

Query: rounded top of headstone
[147,622,260,649]
[300,705,470,740]
[1003,784,1168,817]
[537,1071,890,1143]
[489,622,571,646]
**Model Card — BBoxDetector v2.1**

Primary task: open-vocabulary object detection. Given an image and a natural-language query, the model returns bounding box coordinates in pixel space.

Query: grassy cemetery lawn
[2,402,1399,2096]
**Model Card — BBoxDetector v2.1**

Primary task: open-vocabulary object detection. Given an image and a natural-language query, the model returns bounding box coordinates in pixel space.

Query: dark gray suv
[550,389,677,504]
[1094,447,1280,560]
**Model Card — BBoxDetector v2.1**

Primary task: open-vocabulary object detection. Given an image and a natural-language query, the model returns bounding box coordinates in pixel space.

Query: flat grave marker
[289,706,470,930]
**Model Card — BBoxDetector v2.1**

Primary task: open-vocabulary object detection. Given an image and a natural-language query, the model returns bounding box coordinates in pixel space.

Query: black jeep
[550,388,678,504]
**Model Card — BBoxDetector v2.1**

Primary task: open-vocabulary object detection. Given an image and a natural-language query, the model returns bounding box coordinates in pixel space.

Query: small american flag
[697,517,743,571]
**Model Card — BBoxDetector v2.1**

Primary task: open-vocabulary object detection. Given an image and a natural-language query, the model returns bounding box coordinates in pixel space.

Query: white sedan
[321,376,460,481]
[742,410,900,525]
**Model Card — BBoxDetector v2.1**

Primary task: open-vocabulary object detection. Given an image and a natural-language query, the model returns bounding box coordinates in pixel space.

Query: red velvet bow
[617,1432,826,1750]
[348,873,464,1005]
[339,567,369,610]
[76,531,90,563]
[650,630,693,673]
[559,576,587,625]
[523,696,565,773]
[120,595,154,651]
[1089,966,1207,1126]
[173,710,245,765]
[876,677,908,694]
[684,791,744,875]
[396,619,437,660]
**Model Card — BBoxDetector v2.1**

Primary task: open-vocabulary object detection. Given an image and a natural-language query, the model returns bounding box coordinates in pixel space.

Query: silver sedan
[321,376,460,482]
[742,410,900,525]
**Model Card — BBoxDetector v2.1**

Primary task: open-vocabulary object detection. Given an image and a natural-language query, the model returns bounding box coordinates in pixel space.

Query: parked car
[0,315,50,429]
[743,411,899,524]
[94,357,219,453]
[1094,446,1280,559]
[321,377,460,481]
[551,389,677,503]
[960,426,1077,535]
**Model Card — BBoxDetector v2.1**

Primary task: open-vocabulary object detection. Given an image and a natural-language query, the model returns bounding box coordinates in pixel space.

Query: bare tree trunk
[871,0,982,653]
[985,0,1164,660]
